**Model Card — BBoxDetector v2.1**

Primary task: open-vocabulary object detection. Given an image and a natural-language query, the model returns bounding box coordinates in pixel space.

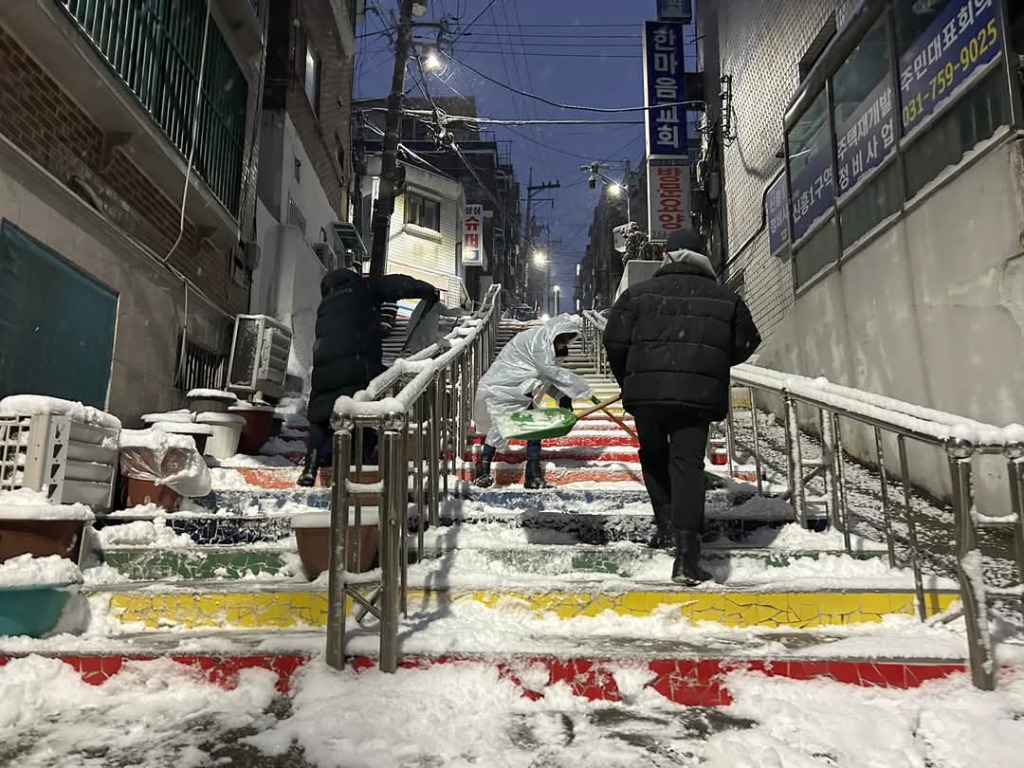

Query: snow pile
[0,395,121,431]
[0,489,94,522]
[0,656,277,764]
[0,554,81,588]
[94,517,195,548]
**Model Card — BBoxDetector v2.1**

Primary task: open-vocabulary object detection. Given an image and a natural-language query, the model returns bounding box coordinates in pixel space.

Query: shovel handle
[602,407,639,442]
[575,395,621,419]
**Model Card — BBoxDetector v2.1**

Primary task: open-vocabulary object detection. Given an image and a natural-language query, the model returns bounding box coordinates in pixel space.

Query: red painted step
[0,653,971,706]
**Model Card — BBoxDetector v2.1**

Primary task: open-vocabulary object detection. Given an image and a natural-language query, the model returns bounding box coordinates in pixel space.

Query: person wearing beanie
[602,228,761,585]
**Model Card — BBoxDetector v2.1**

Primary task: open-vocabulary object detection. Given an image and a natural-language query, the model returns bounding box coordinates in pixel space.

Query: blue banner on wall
[899,0,1001,137]
[643,20,688,158]
[789,140,834,242]
[766,172,790,256]
[837,77,898,195]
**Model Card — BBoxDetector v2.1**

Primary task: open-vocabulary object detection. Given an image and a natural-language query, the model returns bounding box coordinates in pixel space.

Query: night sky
[355,0,681,305]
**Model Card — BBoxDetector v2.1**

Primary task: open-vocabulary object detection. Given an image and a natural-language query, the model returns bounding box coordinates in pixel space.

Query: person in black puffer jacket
[298,260,439,487]
[602,228,760,585]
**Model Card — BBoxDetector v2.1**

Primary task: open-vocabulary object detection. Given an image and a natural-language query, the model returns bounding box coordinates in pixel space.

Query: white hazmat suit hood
[473,314,593,447]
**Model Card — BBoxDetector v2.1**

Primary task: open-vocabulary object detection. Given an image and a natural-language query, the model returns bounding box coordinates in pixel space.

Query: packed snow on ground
[0,554,81,588]
[3,653,1021,767]
[93,516,195,548]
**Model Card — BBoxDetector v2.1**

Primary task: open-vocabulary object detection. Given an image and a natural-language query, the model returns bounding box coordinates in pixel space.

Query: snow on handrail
[330,285,500,427]
[579,306,1020,449]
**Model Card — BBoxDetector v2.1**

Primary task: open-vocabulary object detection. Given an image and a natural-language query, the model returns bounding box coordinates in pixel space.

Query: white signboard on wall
[463,204,483,267]
[647,161,690,243]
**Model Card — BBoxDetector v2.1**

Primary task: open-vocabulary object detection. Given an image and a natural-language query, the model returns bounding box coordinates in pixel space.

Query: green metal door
[0,221,117,408]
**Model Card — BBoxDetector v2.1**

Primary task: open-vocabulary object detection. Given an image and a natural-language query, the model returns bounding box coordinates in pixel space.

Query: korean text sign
[643,21,688,158]
[789,126,834,242]
[647,161,690,243]
[837,77,897,195]
[463,204,483,267]
[899,0,1001,136]
[766,172,790,256]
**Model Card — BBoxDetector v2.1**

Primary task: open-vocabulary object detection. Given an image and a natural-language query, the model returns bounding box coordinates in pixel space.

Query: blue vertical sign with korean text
[899,0,1001,137]
[766,172,790,256]
[643,20,688,159]
[837,77,898,195]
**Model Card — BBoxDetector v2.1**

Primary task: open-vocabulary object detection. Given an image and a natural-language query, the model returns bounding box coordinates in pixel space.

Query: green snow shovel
[493,394,727,489]
[494,396,621,441]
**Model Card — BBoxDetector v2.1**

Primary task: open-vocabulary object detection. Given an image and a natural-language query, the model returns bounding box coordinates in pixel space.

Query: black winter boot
[671,528,714,585]
[647,507,673,549]
[473,453,494,488]
[297,449,319,487]
[524,458,554,490]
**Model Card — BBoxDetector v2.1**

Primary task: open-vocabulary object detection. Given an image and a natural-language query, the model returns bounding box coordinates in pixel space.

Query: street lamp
[532,251,547,266]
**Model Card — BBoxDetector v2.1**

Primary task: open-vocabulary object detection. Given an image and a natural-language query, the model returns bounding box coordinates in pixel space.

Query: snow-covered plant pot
[0,554,82,638]
[229,402,276,455]
[0,490,94,564]
[291,509,380,580]
[123,477,180,511]
[186,389,237,415]
[195,413,246,459]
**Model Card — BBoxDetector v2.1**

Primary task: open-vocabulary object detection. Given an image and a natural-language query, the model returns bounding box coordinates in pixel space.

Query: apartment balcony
[0,0,263,248]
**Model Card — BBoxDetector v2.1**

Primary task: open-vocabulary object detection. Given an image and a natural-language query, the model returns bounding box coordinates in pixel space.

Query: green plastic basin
[0,583,75,638]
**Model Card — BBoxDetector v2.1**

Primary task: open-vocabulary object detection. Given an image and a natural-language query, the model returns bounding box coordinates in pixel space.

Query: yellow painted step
[98,586,959,630]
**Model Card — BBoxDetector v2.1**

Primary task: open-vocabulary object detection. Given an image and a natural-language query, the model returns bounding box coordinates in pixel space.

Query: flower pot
[0,519,88,563]
[187,389,237,415]
[229,403,276,455]
[291,509,379,580]
[195,412,246,459]
[123,475,180,511]
[0,583,77,637]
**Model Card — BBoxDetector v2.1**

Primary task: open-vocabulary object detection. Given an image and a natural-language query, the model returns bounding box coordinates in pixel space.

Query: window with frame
[405,192,441,231]
[301,29,320,115]
[786,89,835,244]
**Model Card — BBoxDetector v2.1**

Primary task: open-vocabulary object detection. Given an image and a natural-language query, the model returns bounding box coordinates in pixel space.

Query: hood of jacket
[321,267,361,298]
[659,248,716,279]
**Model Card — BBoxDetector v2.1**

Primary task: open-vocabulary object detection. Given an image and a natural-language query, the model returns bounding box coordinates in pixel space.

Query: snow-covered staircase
[14,317,980,709]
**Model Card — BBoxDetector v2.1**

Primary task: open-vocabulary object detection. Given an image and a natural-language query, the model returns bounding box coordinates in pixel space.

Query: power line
[452,49,643,59]
[443,51,698,113]
[450,0,500,43]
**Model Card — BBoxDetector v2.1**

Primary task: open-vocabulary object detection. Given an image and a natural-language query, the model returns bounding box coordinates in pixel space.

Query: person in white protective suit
[473,314,594,489]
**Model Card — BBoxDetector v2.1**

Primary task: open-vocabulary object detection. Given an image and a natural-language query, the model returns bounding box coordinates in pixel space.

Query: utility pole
[368,0,415,281]
[524,169,559,306]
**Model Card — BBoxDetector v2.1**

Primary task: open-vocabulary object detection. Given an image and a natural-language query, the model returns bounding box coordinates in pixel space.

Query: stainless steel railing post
[897,435,927,620]
[874,426,897,568]
[946,435,994,691]
[325,426,352,670]
[782,391,806,526]
[379,424,404,673]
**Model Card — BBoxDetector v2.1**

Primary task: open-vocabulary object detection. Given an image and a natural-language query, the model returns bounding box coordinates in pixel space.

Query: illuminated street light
[607,183,623,197]
[423,51,442,71]
[532,251,547,265]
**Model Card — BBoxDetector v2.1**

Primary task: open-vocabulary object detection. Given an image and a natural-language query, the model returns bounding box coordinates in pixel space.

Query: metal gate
[0,220,117,408]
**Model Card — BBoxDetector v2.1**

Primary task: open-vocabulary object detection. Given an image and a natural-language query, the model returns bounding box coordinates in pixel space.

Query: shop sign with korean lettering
[899,0,1001,136]
[837,77,897,195]
[789,140,834,243]
[463,204,483,267]
[766,172,790,256]
[647,161,690,243]
[643,21,688,159]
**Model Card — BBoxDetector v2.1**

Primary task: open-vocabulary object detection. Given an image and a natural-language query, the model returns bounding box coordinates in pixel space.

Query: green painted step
[101,544,887,581]
[102,549,295,581]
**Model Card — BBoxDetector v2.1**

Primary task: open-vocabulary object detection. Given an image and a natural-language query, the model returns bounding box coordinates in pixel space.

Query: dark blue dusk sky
[355,0,690,302]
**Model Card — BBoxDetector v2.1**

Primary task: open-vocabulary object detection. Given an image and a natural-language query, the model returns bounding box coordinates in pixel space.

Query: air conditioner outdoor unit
[312,241,339,271]
[226,314,293,401]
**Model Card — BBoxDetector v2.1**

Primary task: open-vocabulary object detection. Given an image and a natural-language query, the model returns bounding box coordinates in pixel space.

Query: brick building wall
[699,0,858,344]
[0,25,248,316]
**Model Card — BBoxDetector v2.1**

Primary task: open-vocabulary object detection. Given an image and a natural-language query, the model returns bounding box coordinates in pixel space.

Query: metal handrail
[578,311,1024,691]
[324,284,502,672]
